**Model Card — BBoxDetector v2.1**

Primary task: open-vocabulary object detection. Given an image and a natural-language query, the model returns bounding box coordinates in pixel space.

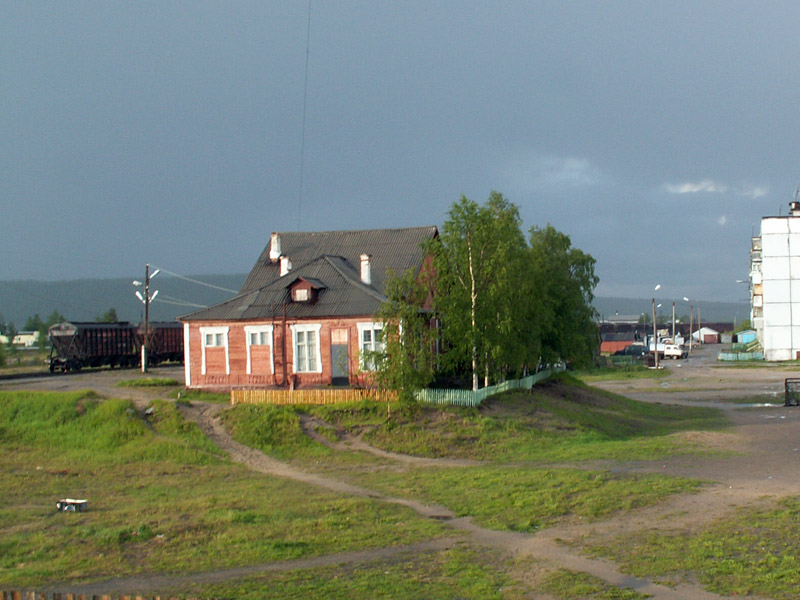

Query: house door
[330,329,349,386]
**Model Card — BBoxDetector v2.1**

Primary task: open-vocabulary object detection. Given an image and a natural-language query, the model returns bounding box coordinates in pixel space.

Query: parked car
[614,344,649,357]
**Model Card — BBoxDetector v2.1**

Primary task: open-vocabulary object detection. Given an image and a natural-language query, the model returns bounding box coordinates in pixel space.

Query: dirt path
[176,400,768,600]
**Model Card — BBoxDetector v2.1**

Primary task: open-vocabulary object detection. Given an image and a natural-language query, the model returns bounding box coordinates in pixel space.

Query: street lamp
[133,264,159,373]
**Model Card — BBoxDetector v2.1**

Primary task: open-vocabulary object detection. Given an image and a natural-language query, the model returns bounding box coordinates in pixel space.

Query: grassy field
[222,374,726,464]
[0,374,740,599]
[590,497,800,598]
[0,391,448,590]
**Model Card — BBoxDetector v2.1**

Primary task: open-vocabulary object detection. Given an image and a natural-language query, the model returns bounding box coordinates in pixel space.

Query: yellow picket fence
[1,592,211,600]
[230,387,398,406]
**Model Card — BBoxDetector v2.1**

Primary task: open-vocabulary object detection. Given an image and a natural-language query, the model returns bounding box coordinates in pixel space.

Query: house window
[205,332,224,346]
[293,288,309,302]
[199,326,229,375]
[357,322,384,370]
[249,331,270,345]
[291,324,322,373]
[244,325,274,375]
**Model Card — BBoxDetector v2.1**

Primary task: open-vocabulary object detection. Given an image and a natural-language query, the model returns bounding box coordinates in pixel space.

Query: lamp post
[672,301,676,342]
[133,264,159,373]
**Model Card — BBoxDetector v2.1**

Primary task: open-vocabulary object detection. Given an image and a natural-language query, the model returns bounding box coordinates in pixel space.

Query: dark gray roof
[181,226,437,322]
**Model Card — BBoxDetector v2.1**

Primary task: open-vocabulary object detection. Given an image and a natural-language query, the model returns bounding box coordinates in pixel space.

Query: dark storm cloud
[2,1,798,301]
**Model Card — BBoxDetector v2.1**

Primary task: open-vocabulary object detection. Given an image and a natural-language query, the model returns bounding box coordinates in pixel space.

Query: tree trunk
[468,234,479,392]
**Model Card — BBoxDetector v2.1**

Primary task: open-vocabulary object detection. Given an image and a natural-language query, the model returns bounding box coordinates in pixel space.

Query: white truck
[649,339,688,359]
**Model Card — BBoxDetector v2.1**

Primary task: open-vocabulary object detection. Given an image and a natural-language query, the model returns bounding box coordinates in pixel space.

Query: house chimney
[360,254,371,285]
[269,233,281,262]
[280,255,292,277]
[791,201,800,217]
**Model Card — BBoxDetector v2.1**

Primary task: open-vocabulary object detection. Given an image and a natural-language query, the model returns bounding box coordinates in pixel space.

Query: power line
[297,0,312,229]
[149,266,239,294]
[154,295,208,309]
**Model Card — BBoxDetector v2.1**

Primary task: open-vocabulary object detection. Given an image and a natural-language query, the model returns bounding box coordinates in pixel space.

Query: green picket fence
[413,367,561,407]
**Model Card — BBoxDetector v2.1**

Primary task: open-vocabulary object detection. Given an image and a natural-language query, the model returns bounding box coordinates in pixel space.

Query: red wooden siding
[186,317,376,390]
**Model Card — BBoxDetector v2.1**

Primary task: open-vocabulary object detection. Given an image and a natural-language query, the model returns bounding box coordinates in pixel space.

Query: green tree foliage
[429,192,528,391]
[369,268,436,401]
[96,307,119,323]
[377,193,599,393]
[23,314,44,331]
[528,225,599,368]
[5,321,17,347]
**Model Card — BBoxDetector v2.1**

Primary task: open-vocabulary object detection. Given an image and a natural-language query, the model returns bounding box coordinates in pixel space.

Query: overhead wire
[150,266,239,294]
[297,0,312,229]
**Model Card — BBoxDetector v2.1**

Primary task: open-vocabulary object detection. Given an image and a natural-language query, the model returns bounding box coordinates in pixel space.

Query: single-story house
[12,331,39,347]
[692,327,720,344]
[180,226,438,390]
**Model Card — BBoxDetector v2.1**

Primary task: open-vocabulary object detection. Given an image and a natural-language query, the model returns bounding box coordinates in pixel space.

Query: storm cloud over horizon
[2,2,794,303]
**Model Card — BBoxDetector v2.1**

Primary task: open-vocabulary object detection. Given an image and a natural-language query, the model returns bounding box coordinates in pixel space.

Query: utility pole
[133,264,159,373]
[672,301,676,342]
[652,297,659,369]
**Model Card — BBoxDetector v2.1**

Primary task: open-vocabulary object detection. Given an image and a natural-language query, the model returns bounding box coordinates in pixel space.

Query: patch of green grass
[117,377,180,388]
[0,391,448,587]
[359,379,726,463]
[590,496,800,598]
[540,569,649,599]
[171,388,230,404]
[220,377,726,464]
[168,545,529,600]
[222,403,333,460]
[574,366,671,383]
[353,466,701,532]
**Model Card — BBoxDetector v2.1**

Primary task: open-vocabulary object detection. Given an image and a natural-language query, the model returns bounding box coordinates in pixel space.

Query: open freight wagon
[48,321,183,372]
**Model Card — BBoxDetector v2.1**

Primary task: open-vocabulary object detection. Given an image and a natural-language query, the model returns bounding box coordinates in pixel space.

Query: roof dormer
[288,277,326,303]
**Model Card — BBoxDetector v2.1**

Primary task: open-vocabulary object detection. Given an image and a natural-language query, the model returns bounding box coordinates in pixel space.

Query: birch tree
[431,193,526,391]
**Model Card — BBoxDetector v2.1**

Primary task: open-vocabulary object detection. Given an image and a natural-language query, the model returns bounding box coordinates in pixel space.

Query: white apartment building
[751,201,800,360]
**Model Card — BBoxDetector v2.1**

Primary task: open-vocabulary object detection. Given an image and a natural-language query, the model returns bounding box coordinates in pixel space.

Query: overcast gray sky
[2,1,795,303]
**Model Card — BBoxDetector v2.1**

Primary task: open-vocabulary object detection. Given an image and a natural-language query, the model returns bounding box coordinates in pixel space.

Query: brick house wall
[183,316,380,390]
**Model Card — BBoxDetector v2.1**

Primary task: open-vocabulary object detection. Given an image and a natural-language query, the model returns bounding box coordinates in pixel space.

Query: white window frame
[244,324,274,375]
[199,326,230,375]
[290,323,322,373]
[357,322,384,371]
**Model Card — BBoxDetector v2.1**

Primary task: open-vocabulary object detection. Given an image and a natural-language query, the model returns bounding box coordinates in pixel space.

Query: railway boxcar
[49,321,184,372]
[140,322,184,366]
[49,322,140,372]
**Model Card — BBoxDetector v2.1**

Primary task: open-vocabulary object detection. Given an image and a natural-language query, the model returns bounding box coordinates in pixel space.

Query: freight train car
[138,322,184,366]
[48,321,184,372]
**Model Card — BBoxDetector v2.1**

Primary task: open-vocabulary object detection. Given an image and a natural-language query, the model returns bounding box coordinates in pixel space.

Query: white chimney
[269,233,281,262]
[360,254,372,285]
[280,255,292,277]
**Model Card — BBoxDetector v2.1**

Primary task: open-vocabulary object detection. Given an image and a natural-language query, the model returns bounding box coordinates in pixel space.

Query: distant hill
[0,274,247,327]
[0,275,751,330]
[593,296,750,325]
